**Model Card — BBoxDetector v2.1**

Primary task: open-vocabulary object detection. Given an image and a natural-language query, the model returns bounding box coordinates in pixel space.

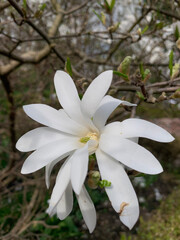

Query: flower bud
[88,171,101,189]
[171,63,180,80]
[118,56,132,81]
[171,88,180,98]
[108,22,120,33]
[143,69,151,83]
[157,92,166,102]
[176,38,180,50]
[101,12,106,25]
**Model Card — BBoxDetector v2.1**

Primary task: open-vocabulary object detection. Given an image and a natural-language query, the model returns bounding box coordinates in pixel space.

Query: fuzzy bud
[88,171,101,189]
[118,56,132,81]
[171,63,180,80]
[176,38,180,50]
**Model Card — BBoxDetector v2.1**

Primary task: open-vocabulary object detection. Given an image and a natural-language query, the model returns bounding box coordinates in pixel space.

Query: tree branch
[0,2,10,12]
[150,6,180,21]
[0,0,64,76]
[106,8,151,61]
[8,0,65,63]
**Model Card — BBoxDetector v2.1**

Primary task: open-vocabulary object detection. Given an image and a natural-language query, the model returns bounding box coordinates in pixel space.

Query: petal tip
[15,140,21,151]
[46,206,54,217]
[150,164,163,175]
[168,135,175,142]
[23,104,30,112]
[88,225,96,234]
[21,162,35,174]
[46,182,50,189]
[104,70,113,79]
[16,139,27,152]
[73,184,81,196]
[120,213,139,230]
[21,166,29,174]
[87,217,96,233]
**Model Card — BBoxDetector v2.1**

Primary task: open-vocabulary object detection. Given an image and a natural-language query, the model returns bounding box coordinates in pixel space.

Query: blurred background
[0,0,180,239]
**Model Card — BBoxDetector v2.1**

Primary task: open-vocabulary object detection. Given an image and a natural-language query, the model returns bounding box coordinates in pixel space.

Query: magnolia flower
[16,70,174,232]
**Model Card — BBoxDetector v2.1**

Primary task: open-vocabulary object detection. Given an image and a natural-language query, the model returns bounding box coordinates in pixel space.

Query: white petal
[46,205,57,217]
[23,104,88,136]
[103,119,174,142]
[54,71,84,124]
[93,95,136,130]
[16,127,70,152]
[48,159,71,215]
[81,71,113,118]
[45,152,71,189]
[57,182,73,220]
[129,137,139,144]
[99,134,163,174]
[76,186,96,233]
[71,143,89,195]
[96,149,139,229]
[122,118,174,142]
[102,122,123,135]
[59,103,98,134]
[21,137,80,174]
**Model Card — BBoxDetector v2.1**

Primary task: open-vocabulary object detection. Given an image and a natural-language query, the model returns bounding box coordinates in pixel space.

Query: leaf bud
[88,171,101,189]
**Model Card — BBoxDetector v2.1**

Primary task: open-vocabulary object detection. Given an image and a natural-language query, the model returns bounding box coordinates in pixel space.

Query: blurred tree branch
[150,6,180,21]
[0,0,65,76]
[0,2,10,12]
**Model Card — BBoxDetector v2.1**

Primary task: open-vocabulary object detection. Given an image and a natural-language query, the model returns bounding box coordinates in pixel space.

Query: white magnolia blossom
[16,70,174,232]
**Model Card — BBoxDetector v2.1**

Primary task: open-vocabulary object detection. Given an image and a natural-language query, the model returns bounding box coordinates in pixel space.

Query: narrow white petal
[46,205,57,217]
[23,104,88,136]
[76,186,96,233]
[57,182,73,220]
[93,95,136,130]
[103,119,174,142]
[71,143,89,195]
[99,134,163,174]
[129,137,139,144]
[81,71,113,118]
[54,71,85,124]
[60,103,99,134]
[21,138,80,174]
[102,122,123,135]
[122,118,174,142]
[48,159,71,215]
[45,152,70,189]
[16,127,70,152]
[96,149,139,229]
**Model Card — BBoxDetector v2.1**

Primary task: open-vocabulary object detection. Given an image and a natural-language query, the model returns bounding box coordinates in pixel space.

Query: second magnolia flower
[16,70,174,232]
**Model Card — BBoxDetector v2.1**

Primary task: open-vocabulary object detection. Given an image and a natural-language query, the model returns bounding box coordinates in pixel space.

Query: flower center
[80,132,99,143]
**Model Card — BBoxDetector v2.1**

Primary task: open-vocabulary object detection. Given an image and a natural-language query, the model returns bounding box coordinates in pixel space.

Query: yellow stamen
[79,132,98,143]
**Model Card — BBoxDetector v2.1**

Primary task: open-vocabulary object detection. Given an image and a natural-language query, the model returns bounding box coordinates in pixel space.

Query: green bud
[144,69,150,78]
[65,57,73,77]
[143,68,151,82]
[176,38,180,49]
[88,171,101,189]
[136,91,145,100]
[119,56,132,74]
[171,63,180,80]
[101,12,106,25]
[98,179,111,188]
[157,92,166,102]
[118,56,132,81]
[171,88,180,98]
[108,22,120,32]
[137,28,141,35]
